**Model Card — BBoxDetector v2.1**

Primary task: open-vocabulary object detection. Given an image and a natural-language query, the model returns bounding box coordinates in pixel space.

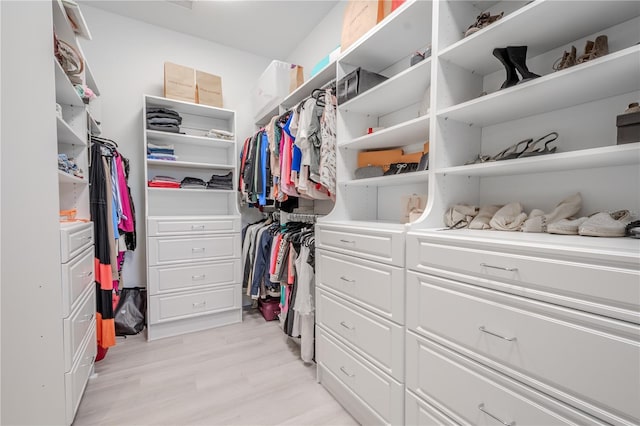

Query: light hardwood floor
[74,311,358,426]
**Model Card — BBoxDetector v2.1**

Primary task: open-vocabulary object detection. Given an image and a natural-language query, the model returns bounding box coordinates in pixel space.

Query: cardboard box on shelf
[196,70,223,108]
[164,62,195,103]
[358,148,404,172]
[289,64,304,94]
[341,0,392,52]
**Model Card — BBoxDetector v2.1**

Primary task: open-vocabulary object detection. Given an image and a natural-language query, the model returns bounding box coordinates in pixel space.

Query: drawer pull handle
[83,271,94,278]
[479,326,516,342]
[192,274,206,281]
[339,366,355,378]
[478,403,515,426]
[191,225,206,230]
[192,248,206,253]
[339,239,355,244]
[480,263,518,272]
[192,301,207,308]
[82,313,95,322]
[340,276,355,283]
[340,321,355,331]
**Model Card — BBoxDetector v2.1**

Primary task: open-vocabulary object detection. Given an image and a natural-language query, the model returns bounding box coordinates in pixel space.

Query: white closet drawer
[317,250,404,323]
[60,222,93,263]
[147,216,240,236]
[316,224,404,266]
[317,327,404,425]
[63,284,96,372]
[316,289,404,381]
[406,232,640,324]
[149,285,240,324]
[148,259,241,295]
[407,271,640,424]
[148,234,240,265]
[61,245,94,318]
[405,390,459,426]
[65,321,96,425]
[406,331,605,426]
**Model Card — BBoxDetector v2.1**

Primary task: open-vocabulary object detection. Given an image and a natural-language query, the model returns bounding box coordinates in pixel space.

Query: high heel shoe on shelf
[465,11,504,38]
[518,132,558,158]
[577,35,609,64]
[491,138,533,161]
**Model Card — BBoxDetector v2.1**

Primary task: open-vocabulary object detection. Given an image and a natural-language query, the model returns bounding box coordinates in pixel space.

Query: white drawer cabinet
[148,216,241,236]
[316,250,404,323]
[317,327,404,425]
[61,245,94,318]
[316,289,404,380]
[148,234,240,266]
[405,390,458,426]
[407,271,640,425]
[148,259,241,295]
[60,222,94,263]
[149,285,240,324]
[65,321,97,425]
[316,224,405,266]
[63,285,96,372]
[406,232,640,324]
[406,331,605,426]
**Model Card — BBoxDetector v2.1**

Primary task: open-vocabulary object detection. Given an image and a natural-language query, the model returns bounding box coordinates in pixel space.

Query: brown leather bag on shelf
[54,33,84,85]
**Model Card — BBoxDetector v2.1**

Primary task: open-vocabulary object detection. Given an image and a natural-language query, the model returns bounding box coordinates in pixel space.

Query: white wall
[80,5,272,287]
[285,1,347,79]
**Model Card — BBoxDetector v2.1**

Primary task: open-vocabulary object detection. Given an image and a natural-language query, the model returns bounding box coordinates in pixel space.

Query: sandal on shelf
[464,11,504,38]
[577,35,608,64]
[518,132,558,158]
[553,45,577,71]
[464,154,492,165]
[491,138,532,161]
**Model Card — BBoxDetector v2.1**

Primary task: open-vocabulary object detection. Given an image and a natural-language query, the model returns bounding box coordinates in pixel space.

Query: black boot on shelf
[506,46,541,84]
[492,47,519,89]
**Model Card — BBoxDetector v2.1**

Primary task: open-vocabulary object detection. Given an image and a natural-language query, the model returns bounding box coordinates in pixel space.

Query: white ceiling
[81,0,339,60]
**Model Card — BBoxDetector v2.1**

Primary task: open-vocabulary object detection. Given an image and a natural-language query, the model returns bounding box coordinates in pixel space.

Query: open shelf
[254,104,280,127]
[339,0,433,73]
[56,116,86,146]
[87,110,101,135]
[439,0,640,75]
[146,95,235,120]
[147,159,235,170]
[60,0,92,40]
[58,170,87,184]
[84,61,100,96]
[54,60,84,107]
[146,130,234,148]
[147,187,234,194]
[340,115,430,151]
[438,45,640,127]
[438,143,640,177]
[342,170,429,187]
[281,60,337,109]
[339,58,431,116]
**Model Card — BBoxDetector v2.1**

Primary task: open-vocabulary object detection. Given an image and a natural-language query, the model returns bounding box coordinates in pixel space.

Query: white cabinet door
[63,284,96,372]
[60,222,94,263]
[148,259,240,295]
[148,216,240,236]
[149,285,240,324]
[407,271,640,425]
[147,234,240,265]
[61,245,94,318]
[317,224,404,266]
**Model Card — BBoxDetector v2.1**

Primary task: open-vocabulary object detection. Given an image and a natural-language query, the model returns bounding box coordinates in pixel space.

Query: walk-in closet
[1,1,638,425]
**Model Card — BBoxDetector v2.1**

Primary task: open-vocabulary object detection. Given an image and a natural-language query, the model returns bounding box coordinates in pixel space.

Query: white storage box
[251,60,292,122]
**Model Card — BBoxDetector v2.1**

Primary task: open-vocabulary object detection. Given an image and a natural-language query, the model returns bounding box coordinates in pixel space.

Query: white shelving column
[143,95,242,341]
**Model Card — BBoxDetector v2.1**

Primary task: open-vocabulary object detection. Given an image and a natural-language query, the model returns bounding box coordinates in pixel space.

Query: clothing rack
[280,211,321,224]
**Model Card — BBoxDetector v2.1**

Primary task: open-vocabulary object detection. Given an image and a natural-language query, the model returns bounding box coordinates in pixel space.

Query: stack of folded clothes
[181,177,207,189]
[147,107,182,133]
[147,142,177,161]
[58,153,84,178]
[148,175,180,188]
[205,128,234,140]
[207,172,233,190]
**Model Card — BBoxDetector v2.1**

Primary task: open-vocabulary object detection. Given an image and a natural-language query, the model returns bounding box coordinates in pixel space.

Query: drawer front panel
[317,327,404,425]
[148,234,240,265]
[61,245,94,318]
[148,216,240,236]
[149,285,239,324]
[406,332,604,426]
[407,234,640,324]
[63,285,96,372]
[149,259,240,295]
[316,225,404,266]
[60,222,94,263]
[317,250,404,323]
[316,289,404,380]
[407,272,640,423]
[65,322,96,424]
[405,391,459,426]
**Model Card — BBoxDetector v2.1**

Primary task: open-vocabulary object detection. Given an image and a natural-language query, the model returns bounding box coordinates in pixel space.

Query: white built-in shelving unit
[316,0,640,425]
[143,95,243,340]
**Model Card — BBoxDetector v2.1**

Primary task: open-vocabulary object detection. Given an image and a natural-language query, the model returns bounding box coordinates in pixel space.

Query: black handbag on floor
[114,287,147,336]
